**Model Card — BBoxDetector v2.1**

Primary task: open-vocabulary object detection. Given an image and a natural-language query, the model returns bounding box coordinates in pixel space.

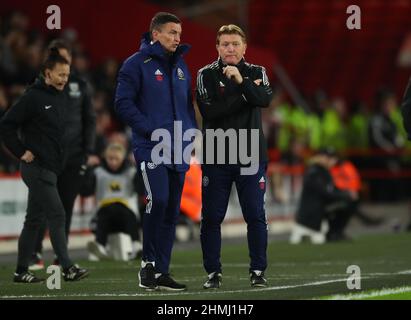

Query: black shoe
[138,262,157,291]
[13,271,44,283]
[326,232,352,242]
[28,252,44,271]
[356,212,384,226]
[63,265,89,281]
[157,274,187,291]
[250,270,267,287]
[203,272,222,289]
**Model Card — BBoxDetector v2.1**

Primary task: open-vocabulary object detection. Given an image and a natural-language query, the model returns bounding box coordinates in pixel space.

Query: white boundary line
[0,277,352,299]
[1,270,410,300]
[324,286,411,300]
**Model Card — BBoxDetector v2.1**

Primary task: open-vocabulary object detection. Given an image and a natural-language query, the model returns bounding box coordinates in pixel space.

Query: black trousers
[18,162,73,270]
[326,200,357,236]
[93,203,141,246]
[34,163,84,253]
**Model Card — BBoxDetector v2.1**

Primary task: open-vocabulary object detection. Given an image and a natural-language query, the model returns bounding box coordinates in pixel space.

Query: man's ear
[152,29,160,42]
[44,69,51,80]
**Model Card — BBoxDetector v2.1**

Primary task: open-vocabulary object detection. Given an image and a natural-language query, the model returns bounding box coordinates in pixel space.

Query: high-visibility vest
[180,158,202,222]
[330,160,361,192]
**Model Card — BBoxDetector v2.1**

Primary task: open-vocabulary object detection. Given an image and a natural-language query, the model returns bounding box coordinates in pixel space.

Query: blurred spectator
[321,97,348,153]
[368,90,403,201]
[83,143,142,261]
[0,11,128,177]
[347,101,370,169]
[178,154,202,240]
[0,85,8,117]
[275,102,308,153]
[72,51,93,85]
[0,85,19,172]
[17,39,44,85]
[94,109,112,157]
[271,136,305,204]
[400,75,411,231]
[330,155,383,241]
[93,57,119,99]
[369,90,404,151]
[290,149,353,244]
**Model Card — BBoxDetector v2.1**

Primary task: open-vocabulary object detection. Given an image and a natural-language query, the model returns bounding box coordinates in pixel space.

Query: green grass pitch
[1,232,410,300]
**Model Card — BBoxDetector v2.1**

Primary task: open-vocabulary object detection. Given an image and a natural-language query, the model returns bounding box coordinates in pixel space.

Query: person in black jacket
[0,49,89,283]
[293,149,353,243]
[196,24,273,289]
[401,77,411,231]
[28,40,98,270]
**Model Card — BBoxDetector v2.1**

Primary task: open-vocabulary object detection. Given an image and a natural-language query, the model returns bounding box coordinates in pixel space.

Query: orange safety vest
[330,160,361,192]
[180,158,202,222]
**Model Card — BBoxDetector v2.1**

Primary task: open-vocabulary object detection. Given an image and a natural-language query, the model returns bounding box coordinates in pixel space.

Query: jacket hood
[139,32,191,62]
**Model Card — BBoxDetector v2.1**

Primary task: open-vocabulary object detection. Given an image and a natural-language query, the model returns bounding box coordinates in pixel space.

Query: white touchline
[1,269,410,299]
[324,286,411,300]
[0,277,356,299]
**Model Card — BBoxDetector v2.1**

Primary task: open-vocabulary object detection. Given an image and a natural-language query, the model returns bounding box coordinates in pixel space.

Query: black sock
[16,266,28,274]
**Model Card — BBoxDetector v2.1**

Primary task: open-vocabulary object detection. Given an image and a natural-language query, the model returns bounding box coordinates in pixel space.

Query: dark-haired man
[115,12,196,291]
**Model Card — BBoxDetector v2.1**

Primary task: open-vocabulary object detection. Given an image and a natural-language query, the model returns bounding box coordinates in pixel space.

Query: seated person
[291,148,353,243]
[82,143,142,260]
[329,155,383,241]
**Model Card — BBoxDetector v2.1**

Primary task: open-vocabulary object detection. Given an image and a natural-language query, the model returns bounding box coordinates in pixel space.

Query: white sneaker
[87,241,110,260]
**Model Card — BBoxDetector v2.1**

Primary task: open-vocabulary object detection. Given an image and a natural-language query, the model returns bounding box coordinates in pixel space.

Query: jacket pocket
[39,168,57,185]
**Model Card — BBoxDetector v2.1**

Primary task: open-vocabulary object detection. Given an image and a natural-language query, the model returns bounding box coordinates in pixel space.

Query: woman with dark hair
[0,49,89,283]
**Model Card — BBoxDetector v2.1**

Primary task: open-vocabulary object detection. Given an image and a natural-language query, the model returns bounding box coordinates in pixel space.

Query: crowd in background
[0,11,128,173]
[1,11,411,203]
[263,86,411,202]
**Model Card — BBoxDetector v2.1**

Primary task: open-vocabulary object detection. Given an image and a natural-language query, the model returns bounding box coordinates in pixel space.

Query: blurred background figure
[368,89,404,202]
[329,153,384,241]
[177,153,202,241]
[290,149,353,244]
[82,143,142,261]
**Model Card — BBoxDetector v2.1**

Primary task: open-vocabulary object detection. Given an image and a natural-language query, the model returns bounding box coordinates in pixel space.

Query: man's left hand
[87,155,100,166]
[223,66,243,84]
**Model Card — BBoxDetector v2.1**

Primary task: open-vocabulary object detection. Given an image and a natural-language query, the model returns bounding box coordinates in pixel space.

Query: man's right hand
[21,150,35,163]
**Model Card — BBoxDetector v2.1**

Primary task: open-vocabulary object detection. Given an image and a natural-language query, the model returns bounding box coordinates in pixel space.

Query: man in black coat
[401,77,411,231]
[196,24,273,289]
